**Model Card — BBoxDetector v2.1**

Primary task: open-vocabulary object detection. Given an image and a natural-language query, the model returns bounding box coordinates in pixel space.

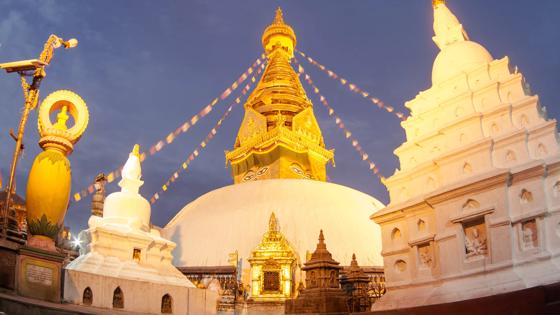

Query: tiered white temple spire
[372,1,560,311]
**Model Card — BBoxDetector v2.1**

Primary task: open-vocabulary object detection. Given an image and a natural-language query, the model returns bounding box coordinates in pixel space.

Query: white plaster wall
[64,270,218,315]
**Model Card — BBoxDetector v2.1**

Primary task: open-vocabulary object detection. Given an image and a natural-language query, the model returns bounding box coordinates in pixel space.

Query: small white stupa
[64,145,218,315]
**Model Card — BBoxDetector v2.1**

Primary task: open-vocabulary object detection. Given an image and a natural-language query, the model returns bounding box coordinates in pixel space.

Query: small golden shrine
[248,212,297,301]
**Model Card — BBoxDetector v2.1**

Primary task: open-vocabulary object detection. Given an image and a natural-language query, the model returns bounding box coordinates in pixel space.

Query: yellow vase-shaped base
[26,148,71,240]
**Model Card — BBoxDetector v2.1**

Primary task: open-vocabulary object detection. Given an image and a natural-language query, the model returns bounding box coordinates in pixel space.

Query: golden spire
[274,7,284,24]
[318,229,326,249]
[226,8,334,183]
[262,6,297,56]
[432,0,445,8]
[269,212,279,232]
[132,144,140,158]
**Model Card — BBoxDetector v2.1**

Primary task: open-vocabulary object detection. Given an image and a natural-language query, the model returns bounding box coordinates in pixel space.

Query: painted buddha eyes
[243,167,269,181]
[257,167,269,176]
[243,171,255,181]
[290,165,304,175]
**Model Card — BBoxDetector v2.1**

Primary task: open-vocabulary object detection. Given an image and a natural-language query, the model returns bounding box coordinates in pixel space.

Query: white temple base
[64,269,218,314]
[372,254,560,311]
[63,222,217,314]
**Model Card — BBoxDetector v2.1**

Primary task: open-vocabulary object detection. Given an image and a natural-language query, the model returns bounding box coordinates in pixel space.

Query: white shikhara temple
[372,1,560,310]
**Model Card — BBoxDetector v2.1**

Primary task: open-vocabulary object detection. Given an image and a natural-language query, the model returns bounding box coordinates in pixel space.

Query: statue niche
[82,287,92,306]
[161,294,173,314]
[463,219,488,258]
[113,287,124,309]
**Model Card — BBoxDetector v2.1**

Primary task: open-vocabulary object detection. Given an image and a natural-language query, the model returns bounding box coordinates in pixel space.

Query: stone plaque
[17,246,65,303]
[26,263,54,286]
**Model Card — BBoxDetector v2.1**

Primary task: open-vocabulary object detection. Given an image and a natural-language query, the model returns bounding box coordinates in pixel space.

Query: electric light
[72,236,82,248]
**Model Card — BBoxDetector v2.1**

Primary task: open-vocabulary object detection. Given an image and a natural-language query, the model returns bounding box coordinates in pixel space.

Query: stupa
[163,7,384,302]
[371,0,560,311]
[64,145,218,314]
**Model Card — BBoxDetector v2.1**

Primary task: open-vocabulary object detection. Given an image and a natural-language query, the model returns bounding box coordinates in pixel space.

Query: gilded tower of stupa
[225,8,334,183]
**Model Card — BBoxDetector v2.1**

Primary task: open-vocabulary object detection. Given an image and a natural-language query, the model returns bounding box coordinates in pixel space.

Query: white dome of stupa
[432,40,492,85]
[431,1,493,85]
[162,179,384,268]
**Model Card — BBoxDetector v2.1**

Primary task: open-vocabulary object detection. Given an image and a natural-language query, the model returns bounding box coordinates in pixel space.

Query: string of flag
[72,56,266,203]
[296,60,385,181]
[296,49,407,121]
[149,66,264,204]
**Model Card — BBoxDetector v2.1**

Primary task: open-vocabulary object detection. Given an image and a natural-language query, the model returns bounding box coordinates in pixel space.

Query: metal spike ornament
[25,90,89,251]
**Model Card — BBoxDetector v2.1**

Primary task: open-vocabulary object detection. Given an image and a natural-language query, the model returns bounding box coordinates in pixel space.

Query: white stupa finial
[432,0,470,50]
[119,144,143,194]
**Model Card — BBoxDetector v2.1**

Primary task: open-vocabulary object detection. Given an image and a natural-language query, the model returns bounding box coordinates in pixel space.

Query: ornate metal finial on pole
[0,34,78,239]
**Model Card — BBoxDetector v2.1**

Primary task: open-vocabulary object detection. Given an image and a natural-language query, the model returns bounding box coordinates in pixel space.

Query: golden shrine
[248,212,297,301]
[225,8,334,183]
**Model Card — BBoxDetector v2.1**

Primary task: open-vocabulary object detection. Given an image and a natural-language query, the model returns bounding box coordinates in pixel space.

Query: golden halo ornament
[37,89,89,154]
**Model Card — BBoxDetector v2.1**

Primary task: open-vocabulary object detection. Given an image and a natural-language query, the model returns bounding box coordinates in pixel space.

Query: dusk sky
[1,0,559,234]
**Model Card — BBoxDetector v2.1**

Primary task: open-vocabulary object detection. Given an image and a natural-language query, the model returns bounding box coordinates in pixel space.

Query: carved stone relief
[418,244,433,268]
[463,219,488,259]
[521,220,538,250]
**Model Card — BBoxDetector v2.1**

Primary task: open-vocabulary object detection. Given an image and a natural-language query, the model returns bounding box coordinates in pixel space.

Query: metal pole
[0,35,77,239]
[2,78,41,238]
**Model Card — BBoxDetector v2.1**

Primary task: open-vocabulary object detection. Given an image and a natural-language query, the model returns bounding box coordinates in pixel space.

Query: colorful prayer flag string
[72,57,266,203]
[296,61,385,182]
[296,50,407,121]
[149,68,263,204]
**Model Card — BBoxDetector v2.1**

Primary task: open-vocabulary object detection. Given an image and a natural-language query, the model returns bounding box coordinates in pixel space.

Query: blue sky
[1,0,559,234]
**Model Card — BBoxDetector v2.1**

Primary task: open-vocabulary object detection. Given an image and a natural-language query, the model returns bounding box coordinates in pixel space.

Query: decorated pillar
[91,173,107,217]
[25,90,89,251]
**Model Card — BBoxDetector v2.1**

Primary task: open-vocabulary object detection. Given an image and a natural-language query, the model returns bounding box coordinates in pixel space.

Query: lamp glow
[72,237,82,248]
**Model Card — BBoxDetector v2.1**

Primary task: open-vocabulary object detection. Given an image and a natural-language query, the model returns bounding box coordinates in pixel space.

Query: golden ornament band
[296,61,385,181]
[72,56,265,203]
[296,50,407,121]
[149,67,263,204]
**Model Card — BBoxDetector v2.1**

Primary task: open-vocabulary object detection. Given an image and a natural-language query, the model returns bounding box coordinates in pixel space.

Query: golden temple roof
[249,212,296,258]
